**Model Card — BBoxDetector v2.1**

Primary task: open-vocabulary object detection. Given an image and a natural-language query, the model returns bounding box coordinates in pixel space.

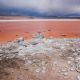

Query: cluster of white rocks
[0,37,80,62]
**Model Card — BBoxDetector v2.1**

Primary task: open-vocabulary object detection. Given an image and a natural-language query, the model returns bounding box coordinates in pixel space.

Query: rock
[70,67,75,71]
[73,53,78,56]
[25,60,33,65]
[75,62,80,73]
[76,49,80,52]
[53,61,58,65]
[67,61,71,65]
[61,68,68,72]
[34,33,44,39]
[77,75,80,80]
[16,37,24,43]
[75,56,80,63]
[0,54,3,57]
[6,53,17,59]
[63,72,68,76]
[42,67,46,73]
[30,40,39,45]
[18,41,28,47]
[75,56,80,73]
[0,49,2,52]
[27,60,32,64]
[35,68,41,73]
[67,57,74,61]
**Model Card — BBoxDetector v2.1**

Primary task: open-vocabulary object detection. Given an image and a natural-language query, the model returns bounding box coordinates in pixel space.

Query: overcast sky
[0,0,80,16]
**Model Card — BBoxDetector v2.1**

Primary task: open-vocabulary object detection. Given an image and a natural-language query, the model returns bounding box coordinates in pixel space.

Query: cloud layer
[0,0,80,16]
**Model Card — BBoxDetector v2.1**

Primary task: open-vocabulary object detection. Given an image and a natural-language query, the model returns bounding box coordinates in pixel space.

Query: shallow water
[0,20,80,42]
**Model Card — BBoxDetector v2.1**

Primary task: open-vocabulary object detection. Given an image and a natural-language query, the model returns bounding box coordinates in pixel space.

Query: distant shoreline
[0,19,80,22]
[0,16,80,21]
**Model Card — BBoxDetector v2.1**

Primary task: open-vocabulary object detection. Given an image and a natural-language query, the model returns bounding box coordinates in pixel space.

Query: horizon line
[0,19,80,22]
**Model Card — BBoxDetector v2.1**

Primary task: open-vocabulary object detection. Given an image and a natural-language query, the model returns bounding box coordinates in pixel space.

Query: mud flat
[0,37,80,80]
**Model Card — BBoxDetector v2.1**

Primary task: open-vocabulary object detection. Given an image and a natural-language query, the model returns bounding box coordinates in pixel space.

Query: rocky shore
[0,37,80,80]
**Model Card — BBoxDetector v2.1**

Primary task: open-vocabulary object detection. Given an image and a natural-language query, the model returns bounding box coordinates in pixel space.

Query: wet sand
[0,20,80,42]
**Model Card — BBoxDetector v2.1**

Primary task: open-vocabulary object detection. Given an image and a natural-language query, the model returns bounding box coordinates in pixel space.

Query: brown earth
[0,53,78,80]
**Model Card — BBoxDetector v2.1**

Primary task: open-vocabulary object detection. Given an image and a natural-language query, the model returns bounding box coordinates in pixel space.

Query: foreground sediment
[0,38,80,80]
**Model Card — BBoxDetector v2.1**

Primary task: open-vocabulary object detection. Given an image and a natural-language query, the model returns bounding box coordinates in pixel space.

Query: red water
[0,21,80,42]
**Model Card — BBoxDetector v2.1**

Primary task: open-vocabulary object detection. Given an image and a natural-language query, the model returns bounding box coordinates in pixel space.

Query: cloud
[0,0,50,13]
[0,0,80,15]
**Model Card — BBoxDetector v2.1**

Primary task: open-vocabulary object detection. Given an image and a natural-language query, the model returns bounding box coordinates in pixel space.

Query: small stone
[77,75,80,80]
[75,62,80,73]
[70,67,75,71]
[42,61,46,65]
[76,49,80,52]
[35,68,41,73]
[0,58,2,60]
[25,60,32,65]
[16,37,24,43]
[75,57,80,63]
[42,67,46,73]
[53,61,58,65]
[63,72,68,76]
[61,68,68,72]
[68,57,74,61]
[11,69,14,73]
[0,49,2,52]
[27,60,32,64]
[34,33,44,39]
[0,54,3,57]
[67,61,71,65]
[73,53,78,56]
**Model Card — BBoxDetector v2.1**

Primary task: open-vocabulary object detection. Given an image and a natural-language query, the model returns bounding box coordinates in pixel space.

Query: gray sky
[0,0,80,15]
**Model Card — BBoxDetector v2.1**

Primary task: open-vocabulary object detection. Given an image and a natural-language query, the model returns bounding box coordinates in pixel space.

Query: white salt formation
[0,36,80,80]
